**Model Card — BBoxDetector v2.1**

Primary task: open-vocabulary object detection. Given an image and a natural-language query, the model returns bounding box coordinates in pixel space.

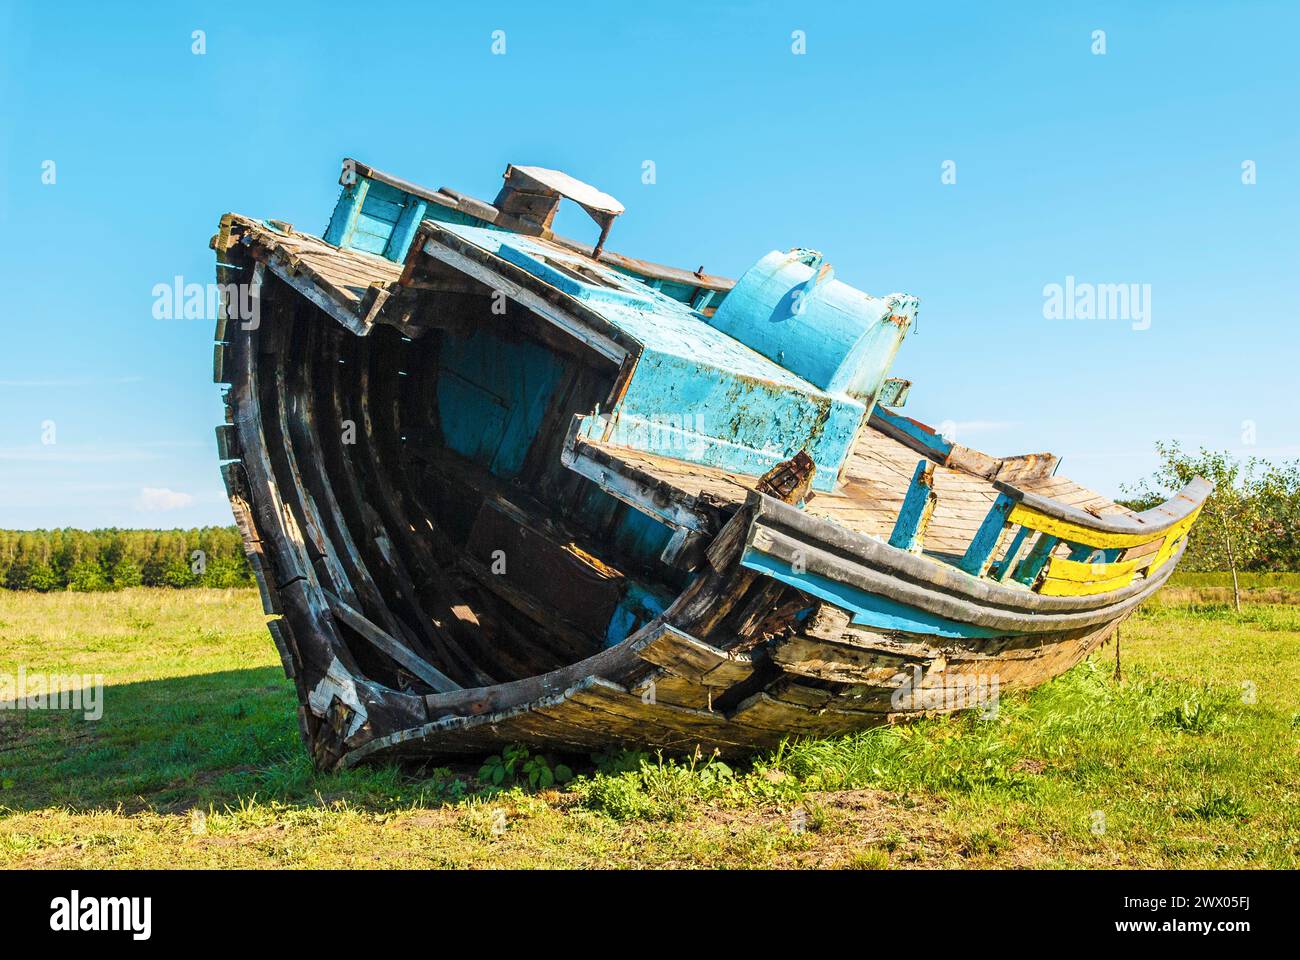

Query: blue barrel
[707,249,918,403]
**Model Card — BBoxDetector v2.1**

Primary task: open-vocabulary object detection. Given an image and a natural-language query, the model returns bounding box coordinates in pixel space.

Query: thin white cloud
[135,487,194,512]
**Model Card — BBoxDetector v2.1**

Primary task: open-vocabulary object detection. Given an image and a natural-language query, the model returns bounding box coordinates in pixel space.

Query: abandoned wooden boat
[211,159,1210,769]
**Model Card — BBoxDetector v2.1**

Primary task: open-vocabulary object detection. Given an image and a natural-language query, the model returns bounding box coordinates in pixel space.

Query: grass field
[1,578,1298,869]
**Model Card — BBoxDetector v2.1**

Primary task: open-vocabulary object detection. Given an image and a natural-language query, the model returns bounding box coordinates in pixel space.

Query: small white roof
[509,165,625,216]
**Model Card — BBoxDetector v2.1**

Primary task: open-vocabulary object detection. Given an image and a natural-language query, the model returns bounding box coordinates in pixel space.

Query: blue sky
[1,0,1296,529]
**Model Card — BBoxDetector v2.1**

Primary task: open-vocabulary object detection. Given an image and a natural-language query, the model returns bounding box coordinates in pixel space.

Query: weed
[1176,788,1251,822]
[845,847,890,869]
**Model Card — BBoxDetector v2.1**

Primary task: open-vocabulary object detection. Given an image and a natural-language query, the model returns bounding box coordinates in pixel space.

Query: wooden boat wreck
[211,159,1210,769]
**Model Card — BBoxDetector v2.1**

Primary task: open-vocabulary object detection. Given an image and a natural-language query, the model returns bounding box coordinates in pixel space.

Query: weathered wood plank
[325,591,461,693]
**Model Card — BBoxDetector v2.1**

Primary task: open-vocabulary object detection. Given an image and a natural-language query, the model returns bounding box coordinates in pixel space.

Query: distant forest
[0,528,253,591]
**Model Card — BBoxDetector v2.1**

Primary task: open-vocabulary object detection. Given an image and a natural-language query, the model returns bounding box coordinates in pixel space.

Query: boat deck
[573,424,1135,559]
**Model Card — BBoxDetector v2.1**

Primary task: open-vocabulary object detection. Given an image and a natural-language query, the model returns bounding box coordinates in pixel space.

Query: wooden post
[323,178,369,248]
[989,524,1033,581]
[958,493,1016,577]
[385,196,429,262]
[1012,533,1059,586]
[888,459,938,553]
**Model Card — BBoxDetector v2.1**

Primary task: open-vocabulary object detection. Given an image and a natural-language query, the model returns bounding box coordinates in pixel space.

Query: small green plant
[522,755,572,790]
[414,767,468,804]
[961,827,1007,857]
[846,847,890,870]
[1176,788,1251,822]
[695,758,734,788]
[1156,698,1224,734]
[590,747,650,775]
[879,829,907,852]
[802,800,831,833]
[574,750,743,821]
[478,743,529,788]
[479,745,572,791]
[577,772,659,821]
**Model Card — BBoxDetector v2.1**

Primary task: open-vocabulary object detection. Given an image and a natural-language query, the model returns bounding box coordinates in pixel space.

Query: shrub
[66,560,110,592]
[108,557,144,589]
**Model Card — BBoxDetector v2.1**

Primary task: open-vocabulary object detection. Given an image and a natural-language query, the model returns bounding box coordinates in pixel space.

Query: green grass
[1162,570,1300,605]
[1,585,1298,868]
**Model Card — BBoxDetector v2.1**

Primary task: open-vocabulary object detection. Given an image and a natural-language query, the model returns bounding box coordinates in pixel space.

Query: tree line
[0,528,253,591]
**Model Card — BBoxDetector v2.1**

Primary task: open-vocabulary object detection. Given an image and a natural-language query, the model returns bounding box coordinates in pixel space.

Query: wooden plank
[1045,550,1157,586]
[770,634,915,684]
[1012,532,1059,585]
[993,452,1059,483]
[324,591,462,693]
[419,228,627,363]
[989,524,1033,581]
[1039,569,1140,597]
[1000,477,1212,538]
[1142,507,1203,576]
[323,179,369,247]
[385,196,429,261]
[214,423,239,461]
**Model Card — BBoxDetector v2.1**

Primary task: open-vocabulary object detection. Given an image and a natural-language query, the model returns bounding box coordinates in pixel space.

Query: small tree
[160,556,199,589]
[66,560,110,592]
[27,561,62,592]
[200,555,250,588]
[1252,461,1300,572]
[1122,442,1262,612]
[108,557,144,589]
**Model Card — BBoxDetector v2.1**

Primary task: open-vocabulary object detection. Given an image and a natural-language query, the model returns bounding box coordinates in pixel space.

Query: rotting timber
[211,159,1211,769]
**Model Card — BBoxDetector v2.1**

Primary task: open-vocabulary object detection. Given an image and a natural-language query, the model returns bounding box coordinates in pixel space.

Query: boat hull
[210,171,1202,769]
[213,274,1144,768]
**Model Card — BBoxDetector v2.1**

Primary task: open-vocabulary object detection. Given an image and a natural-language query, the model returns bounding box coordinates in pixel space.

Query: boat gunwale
[993,476,1212,537]
[746,492,1190,615]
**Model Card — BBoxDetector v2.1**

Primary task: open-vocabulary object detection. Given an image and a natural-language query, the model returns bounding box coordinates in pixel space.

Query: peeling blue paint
[740,548,1002,639]
[604,580,672,647]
